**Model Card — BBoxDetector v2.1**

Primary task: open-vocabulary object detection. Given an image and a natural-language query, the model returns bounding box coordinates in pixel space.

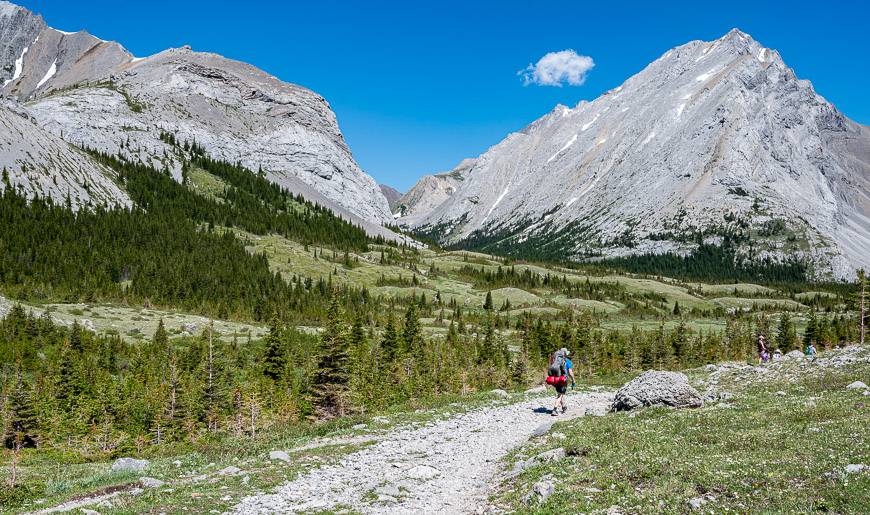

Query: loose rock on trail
[232,390,612,514]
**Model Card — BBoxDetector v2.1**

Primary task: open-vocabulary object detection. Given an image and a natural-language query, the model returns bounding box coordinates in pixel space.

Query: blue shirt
[566,358,573,370]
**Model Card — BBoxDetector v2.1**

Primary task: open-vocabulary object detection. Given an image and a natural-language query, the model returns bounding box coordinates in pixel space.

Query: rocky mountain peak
[0,1,394,228]
[403,29,870,280]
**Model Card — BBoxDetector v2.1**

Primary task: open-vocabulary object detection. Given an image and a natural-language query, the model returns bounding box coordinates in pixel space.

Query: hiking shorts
[555,383,568,395]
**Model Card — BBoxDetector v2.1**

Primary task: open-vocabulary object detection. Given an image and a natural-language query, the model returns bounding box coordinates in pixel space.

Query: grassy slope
[2,230,840,344]
[493,346,870,513]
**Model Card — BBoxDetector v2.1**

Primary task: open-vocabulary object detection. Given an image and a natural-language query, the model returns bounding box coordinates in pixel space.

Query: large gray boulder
[611,371,703,411]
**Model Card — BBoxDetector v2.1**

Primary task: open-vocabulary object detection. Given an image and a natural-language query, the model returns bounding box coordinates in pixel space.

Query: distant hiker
[545,348,572,416]
[757,335,769,364]
[773,348,783,361]
[805,342,817,360]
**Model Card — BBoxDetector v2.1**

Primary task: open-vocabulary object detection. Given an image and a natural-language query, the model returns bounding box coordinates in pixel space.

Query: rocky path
[232,390,613,514]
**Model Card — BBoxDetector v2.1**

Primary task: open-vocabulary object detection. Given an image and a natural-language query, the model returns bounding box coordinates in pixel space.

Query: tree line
[3,296,862,462]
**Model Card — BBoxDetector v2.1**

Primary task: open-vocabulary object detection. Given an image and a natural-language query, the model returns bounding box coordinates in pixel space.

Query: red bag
[546,375,567,386]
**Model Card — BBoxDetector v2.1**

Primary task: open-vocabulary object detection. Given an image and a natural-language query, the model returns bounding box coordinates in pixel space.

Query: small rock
[111,457,150,473]
[218,466,241,476]
[525,385,547,394]
[531,421,554,437]
[490,389,509,398]
[172,460,182,468]
[241,475,250,485]
[705,364,717,372]
[269,450,291,463]
[372,416,389,424]
[846,381,868,390]
[352,423,367,430]
[375,484,402,497]
[550,432,567,440]
[687,497,705,510]
[775,391,786,396]
[525,478,554,503]
[845,464,867,474]
[139,477,165,488]
[534,447,566,463]
[81,509,101,515]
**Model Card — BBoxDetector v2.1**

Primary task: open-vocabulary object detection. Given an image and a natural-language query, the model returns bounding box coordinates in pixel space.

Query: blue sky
[18,0,870,191]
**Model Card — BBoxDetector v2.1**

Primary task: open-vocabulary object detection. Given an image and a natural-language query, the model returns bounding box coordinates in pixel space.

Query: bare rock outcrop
[611,370,703,411]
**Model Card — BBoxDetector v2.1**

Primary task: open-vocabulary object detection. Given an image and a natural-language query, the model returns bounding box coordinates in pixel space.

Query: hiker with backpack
[545,348,575,416]
[805,341,817,361]
[757,334,770,364]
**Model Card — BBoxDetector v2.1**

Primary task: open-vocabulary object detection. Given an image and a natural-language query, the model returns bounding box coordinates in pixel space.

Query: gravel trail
[232,390,613,514]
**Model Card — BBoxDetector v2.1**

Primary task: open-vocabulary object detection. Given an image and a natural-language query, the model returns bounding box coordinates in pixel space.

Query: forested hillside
[0,148,384,321]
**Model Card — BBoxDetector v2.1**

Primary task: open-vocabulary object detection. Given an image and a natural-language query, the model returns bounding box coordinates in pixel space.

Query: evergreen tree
[4,365,38,449]
[69,320,83,352]
[483,291,494,311]
[401,304,423,354]
[776,313,795,351]
[803,311,818,348]
[55,342,82,411]
[311,295,350,417]
[857,269,867,345]
[153,318,169,354]
[381,314,399,364]
[262,315,287,382]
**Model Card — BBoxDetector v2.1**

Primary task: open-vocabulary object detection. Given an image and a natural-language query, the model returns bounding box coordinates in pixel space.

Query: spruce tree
[312,295,350,418]
[401,304,422,354]
[4,365,38,449]
[776,313,795,351]
[483,291,494,311]
[803,311,818,348]
[153,318,169,353]
[857,269,867,346]
[381,314,399,363]
[262,315,287,382]
[69,320,83,352]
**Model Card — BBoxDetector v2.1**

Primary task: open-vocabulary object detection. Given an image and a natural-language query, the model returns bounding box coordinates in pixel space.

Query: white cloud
[519,49,595,87]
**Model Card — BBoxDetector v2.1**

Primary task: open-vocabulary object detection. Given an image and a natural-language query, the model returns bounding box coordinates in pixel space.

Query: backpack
[547,350,566,378]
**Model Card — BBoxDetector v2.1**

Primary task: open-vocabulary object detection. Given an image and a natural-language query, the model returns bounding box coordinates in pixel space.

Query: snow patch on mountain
[35,58,55,88]
[3,44,27,87]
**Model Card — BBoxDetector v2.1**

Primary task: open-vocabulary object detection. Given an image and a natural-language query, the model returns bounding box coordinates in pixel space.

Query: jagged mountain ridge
[0,1,393,228]
[403,29,870,279]
[396,157,475,223]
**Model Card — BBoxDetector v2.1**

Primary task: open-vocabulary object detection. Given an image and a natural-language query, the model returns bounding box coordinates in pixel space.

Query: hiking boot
[550,409,559,416]
[562,406,568,414]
